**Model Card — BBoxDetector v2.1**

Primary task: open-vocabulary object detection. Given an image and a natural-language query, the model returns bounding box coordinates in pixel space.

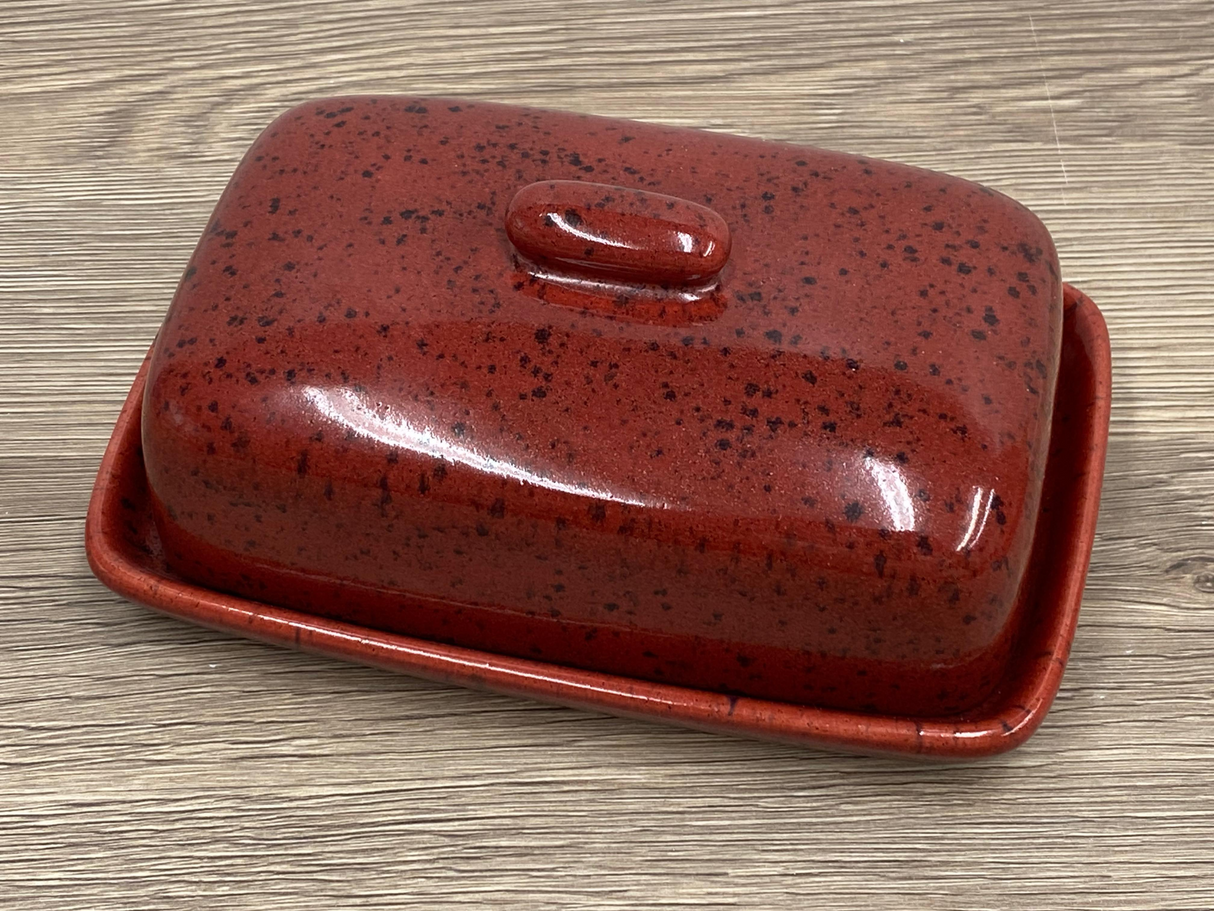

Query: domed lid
[141,96,1063,717]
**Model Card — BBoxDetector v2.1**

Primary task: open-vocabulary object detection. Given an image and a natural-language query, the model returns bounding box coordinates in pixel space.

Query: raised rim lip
[85,285,1110,760]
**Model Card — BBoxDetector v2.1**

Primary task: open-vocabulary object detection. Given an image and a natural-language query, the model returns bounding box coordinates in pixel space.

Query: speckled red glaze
[139,96,1067,719]
[85,288,1110,759]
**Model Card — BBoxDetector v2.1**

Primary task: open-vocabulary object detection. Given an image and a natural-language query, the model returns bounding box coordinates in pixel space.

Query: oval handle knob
[505,181,731,285]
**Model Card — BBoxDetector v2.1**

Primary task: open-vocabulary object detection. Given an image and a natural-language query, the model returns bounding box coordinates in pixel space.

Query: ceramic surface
[137,96,1069,717]
[86,286,1109,759]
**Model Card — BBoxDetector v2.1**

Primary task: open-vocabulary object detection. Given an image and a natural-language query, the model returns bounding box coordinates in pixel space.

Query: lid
[142,96,1063,716]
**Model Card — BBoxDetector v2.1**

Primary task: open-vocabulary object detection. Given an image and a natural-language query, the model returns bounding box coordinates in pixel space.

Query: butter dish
[86,97,1111,757]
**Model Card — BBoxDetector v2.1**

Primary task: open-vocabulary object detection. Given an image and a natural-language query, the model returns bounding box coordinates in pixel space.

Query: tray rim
[85,285,1111,760]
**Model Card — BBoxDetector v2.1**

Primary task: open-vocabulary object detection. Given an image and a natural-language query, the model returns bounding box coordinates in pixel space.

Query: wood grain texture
[2,1,1212,907]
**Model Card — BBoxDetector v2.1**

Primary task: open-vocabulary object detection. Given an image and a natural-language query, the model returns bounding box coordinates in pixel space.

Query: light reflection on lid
[302,384,669,510]
[956,487,996,552]
[862,454,919,533]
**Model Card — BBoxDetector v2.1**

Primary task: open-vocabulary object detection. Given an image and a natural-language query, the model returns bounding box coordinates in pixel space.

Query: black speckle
[801,370,817,385]
[874,552,887,578]
[971,329,987,341]
[765,329,783,344]
[843,501,863,523]
[894,360,908,371]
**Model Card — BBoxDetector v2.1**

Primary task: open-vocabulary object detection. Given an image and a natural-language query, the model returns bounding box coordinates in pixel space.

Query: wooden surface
[3,1,1213,907]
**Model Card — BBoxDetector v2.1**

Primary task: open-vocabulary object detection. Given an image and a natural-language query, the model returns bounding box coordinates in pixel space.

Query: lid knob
[505,180,731,285]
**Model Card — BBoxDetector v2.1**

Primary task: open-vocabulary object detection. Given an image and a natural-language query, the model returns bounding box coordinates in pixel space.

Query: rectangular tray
[86,286,1110,759]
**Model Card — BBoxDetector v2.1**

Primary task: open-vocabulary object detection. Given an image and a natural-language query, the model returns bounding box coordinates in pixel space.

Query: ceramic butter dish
[87,97,1110,758]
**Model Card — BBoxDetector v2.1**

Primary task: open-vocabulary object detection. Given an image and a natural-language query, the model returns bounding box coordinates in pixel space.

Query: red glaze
[504,180,732,283]
[85,288,1111,759]
[139,96,1066,718]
